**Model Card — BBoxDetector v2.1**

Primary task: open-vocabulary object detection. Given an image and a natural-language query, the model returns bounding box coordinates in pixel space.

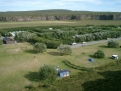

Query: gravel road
[71,38,121,48]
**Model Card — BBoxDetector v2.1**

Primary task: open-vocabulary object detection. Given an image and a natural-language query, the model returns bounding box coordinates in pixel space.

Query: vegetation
[94,50,105,58]
[63,60,93,71]
[0,9,120,17]
[0,40,121,91]
[38,65,57,86]
[0,20,121,29]
[15,31,36,42]
[108,40,119,48]
[0,23,121,91]
[57,44,72,55]
[0,39,2,45]
[33,42,46,53]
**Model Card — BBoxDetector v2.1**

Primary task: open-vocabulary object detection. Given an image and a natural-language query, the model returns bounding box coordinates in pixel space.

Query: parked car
[71,42,77,46]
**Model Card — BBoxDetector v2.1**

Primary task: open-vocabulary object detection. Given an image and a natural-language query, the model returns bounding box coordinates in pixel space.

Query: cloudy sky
[0,0,121,12]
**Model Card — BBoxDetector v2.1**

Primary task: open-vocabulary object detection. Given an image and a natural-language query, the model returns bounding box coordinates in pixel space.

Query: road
[71,38,121,48]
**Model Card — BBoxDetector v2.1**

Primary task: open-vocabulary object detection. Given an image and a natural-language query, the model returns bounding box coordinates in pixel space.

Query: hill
[0,9,121,22]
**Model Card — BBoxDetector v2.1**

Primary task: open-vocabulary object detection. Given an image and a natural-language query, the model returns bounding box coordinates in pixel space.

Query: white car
[82,42,86,44]
[72,42,77,46]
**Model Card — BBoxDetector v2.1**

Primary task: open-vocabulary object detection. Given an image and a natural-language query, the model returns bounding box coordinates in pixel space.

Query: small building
[58,70,70,78]
[3,37,16,44]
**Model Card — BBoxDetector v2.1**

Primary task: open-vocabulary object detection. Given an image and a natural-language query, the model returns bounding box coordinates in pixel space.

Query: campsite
[0,36,121,91]
[0,9,121,91]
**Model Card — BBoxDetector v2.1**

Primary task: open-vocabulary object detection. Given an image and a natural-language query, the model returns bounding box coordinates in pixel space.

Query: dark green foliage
[38,65,57,85]
[0,30,12,37]
[57,44,72,55]
[61,37,74,45]
[33,42,46,53]
[108,40,119,48]
[0,33,1,37]
[63,60,93,71]
[94,50,105,58]
[32,36,61,49]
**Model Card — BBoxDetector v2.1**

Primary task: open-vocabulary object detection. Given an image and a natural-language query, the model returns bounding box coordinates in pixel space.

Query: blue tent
[88,58,94,62]
[58,70,70,78]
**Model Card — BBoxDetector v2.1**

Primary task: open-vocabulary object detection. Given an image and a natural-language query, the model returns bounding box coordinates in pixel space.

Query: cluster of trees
[14,31,36,42]
[0,25,121,48]
[75,31,121,43]
[33,42,72,56]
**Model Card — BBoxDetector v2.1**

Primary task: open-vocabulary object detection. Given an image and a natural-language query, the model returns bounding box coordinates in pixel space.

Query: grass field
[0,40,121,91]
[0,20,121,29]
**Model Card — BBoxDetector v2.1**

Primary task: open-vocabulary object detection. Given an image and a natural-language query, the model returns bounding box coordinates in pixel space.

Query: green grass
[0,20,121,29]
[0,41,121,91]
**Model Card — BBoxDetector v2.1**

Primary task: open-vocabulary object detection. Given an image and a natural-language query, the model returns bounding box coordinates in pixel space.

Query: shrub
[38,65,57,86]
[63,60,93,71]
[94,50,105,58]
[108,40,119,48]
[33,42,46,53]
[57,44,72,55]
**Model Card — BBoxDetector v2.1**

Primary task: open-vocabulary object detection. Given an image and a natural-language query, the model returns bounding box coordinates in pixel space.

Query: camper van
[112,55,118,59]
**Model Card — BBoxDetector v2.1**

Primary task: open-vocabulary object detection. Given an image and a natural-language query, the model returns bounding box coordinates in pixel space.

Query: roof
[3,37,14,41]
[58,70,69,74]
[112,55,118,57]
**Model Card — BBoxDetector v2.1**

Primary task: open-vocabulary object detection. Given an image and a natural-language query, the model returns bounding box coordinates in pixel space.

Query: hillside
[0,9,121,22]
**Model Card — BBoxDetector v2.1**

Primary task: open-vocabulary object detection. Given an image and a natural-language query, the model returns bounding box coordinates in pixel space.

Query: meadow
[0,20,121,29]
[0,40,121,91]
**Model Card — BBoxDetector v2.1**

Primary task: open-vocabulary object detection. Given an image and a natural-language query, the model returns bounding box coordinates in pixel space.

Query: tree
[33,42,46,53]
[108,40,119,48]
[94,50,105,58]
[57,44,72,55]
[15,31,36,42]
[38,65,57,86]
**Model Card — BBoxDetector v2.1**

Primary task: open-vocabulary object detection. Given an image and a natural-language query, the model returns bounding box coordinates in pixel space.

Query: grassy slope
[0,9,120,16]
[0,40,121,91]
[0,20,121,29]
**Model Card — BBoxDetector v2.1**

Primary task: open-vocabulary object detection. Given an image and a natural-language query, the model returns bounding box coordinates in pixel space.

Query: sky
[0,0,121,12]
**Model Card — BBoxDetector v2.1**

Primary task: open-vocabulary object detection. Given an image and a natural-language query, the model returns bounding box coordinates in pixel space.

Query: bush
[38,65,57,86]
[33,42,46,53]
[57,44,72,55]
[63,60,93,71]
[94,50,105,58]
[108,40,119,48]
